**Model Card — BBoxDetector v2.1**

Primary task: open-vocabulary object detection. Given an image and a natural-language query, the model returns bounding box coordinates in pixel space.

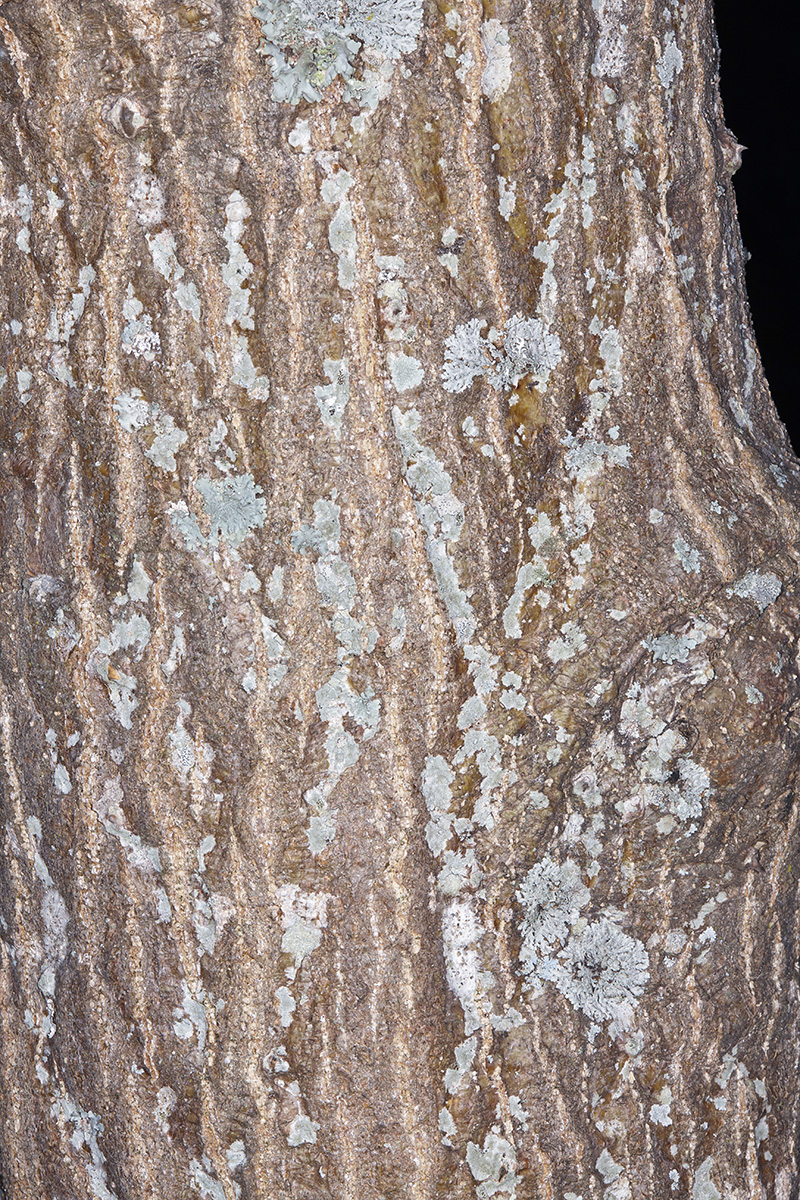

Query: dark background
[714,3,797,453]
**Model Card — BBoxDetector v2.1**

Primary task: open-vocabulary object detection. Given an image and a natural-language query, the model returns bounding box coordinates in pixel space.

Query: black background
[714,2,797,452]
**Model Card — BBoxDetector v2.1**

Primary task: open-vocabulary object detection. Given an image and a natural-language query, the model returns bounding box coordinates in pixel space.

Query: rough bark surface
[0,1,798,1198]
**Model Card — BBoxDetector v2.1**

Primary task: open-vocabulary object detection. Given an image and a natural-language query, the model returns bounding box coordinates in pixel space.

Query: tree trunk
[1,1,798,1197]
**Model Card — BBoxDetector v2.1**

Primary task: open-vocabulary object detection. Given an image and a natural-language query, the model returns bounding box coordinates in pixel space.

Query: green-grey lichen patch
[497,176,516,221]
[547,620,586,663]
[15,182,32,252]
[323,173,357,291]
[97,614,151,662]
[169,709,196,783]
[121,284,160,362]
[146,228,201,321]
[644,619,710,664]
[288,117,312,151]
[444,1036,476,1093]
[45,265,96,386]
[94,775,163,872]
[422,754,457,856]
[562,431,630,484]
[656,31,684,89]
[253,0,423,105]
[127,557,152,603]
[389,351,424,392]
[673,535,701,574]
[113,388,150,431]
[442,314,561,395]
[145,412,188,472]
[466,1133,518,1199]
[226,1141,247,1172]
[50,1095,120,1200]
[281,920,322,967]
[222,192,256,330]
[438,1105,458,1145]
[291,499,381,853]
[287,1114,320,1146]
[389,604,406,650]
[169,503,206,552]
[113,390,188,473]
[648,1087,673,1126]
[596,1147,622,1185]
[190,1158,226,1200]
[173,982,209,1052]
[392,406,476,644]
[94,659,138,728]
[276,985,296,1027]
[231,332,271,397]
[278,884,330,975]
[728,569,782,612]
[315,357,350,433]
[195,474,267,549]
[692,1157,721,1200]
[16,367,33,404]
[454,728,502,831]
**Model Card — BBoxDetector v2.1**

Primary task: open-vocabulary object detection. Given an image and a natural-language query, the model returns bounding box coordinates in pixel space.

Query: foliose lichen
[442,314,561,395]
[253,0,423,105]
[538,918,649,1031]
[517,856,590,970]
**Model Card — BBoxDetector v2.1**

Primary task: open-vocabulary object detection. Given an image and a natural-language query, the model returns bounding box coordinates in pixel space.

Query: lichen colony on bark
[0,0,799,1199]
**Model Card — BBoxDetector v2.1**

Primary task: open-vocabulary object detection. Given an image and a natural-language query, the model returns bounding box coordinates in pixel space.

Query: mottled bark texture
[0,0,798,1197]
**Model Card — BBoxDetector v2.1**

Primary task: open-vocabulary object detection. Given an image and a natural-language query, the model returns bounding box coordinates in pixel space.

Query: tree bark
[0,1,798,1198]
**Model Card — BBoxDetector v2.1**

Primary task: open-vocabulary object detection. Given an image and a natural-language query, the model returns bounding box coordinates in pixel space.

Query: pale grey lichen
[466,1133,518,1199]
[539,918,649,1030]
[389,351,424,392]
[422,754,456,856]
[656,33,683,89]
[442,319,488,393]
[729,570,782,612]
[145,412,188,472]
[502,560,549,637]
[596,1148,622,1184]
[253,0,423,105]
[517,856,590,970]
[169,502,206,552]
[644,620,708,664]
[444,1036,476,1093]
[692,1157,721,1200]
[563,431,630,483]
[281,920,323,967]
[442,314,561,394]
[673,535,701,574]
[196,474,267,549]
[121,284,160,362]
[547,620,586,663]
[287,1114,320,1146]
